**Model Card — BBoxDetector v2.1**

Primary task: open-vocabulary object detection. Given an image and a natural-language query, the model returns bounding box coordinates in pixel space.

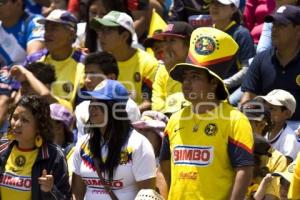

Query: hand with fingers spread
[38,169,54,192]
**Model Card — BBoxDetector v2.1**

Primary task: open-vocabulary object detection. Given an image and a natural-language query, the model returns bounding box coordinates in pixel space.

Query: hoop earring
[35,135,43,147]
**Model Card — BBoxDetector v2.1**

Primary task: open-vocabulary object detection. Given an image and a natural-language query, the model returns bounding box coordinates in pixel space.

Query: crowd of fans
[0,0,300,199]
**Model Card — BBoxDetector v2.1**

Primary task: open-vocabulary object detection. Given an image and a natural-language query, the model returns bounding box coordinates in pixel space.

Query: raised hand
[38,169,54,192]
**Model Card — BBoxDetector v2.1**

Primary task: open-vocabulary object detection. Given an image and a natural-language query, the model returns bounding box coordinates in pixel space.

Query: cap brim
[170,63,229,100]
[254,96,284,107]
[154,32,187,40]
[265,14,291,24]
[216,0,232,5]
[90,18,120,29]
[143,37,162,48]
[37,18,76,28]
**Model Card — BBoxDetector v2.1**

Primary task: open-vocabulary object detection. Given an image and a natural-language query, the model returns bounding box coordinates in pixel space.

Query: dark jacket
[0,141,71,200]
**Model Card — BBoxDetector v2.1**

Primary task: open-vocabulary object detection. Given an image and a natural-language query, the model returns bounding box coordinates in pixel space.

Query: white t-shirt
[266,124,300,160]
[72,130,156,200]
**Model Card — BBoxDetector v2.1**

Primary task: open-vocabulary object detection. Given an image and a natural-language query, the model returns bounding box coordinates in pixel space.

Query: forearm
[253,179,270,200]
[0,95,10,127]
[139,100,151,112]
[224,67,248,89]
[159,160,171,189]
[137,177,156,190]
[25,71,51,96]
[133,11,149,38]
[230,166,253,200]
[27,41,45,56]
[240,91,256,105]
[71,173,86,200]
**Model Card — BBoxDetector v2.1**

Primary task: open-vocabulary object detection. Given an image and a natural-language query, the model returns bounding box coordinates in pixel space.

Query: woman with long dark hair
[0,95,71,200]
[71,80,156,200]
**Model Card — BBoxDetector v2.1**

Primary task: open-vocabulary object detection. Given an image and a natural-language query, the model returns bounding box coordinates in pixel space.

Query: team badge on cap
[188,27,238,66]
[194,36,219,55]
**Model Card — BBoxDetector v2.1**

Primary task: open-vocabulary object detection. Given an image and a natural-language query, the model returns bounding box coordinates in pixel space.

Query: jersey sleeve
[141,52,158,89]
[151,65,167,111]
[132,133,156,181]
[26,15,45,44]
[228,112,254,168]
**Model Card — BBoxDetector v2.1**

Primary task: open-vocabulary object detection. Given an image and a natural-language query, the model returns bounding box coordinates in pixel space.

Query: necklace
[192,114,200,132]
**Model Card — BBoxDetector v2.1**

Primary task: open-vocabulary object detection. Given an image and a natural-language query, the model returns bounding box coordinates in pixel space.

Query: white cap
[217,0,240,8]
[90,11,138,46]
[255,89,296,115]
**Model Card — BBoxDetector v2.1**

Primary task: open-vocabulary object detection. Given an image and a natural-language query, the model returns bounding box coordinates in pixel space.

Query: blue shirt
[24,0,42,14]
[242,48,300,120]
[0,12,44,67]
[224,22,256,79]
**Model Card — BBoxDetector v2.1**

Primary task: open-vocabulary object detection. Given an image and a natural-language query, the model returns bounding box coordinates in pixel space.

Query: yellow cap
[187,27,238,67]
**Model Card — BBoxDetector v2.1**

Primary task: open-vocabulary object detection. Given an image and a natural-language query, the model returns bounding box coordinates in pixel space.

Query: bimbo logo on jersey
[83,177,124,189]
[0,172,31,191]
[173,145,213,166]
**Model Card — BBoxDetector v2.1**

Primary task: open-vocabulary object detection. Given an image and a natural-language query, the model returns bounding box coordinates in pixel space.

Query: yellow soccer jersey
[117,49,158,104]
[288,152,300,199]
[0,145,38,200]
[40,49,85,107]
[246,148,287,198]
[151,64,182,112]
[165,102,254,200]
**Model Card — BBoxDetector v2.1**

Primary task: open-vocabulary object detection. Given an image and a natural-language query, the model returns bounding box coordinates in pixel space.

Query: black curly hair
[8,95,54,144]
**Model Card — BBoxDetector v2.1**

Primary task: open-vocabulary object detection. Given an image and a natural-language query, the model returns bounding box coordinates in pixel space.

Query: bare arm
[137,177,156,190]
[159,160,171,189]
[240,91,256,105]
[71,173,86,200]
[10,65,57,104]
[253,174,273,200]
[27,40,45,56]
[230,166,253,200]
[0,95,10,128]
[139,100,152,112]
[132,9,149,38]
